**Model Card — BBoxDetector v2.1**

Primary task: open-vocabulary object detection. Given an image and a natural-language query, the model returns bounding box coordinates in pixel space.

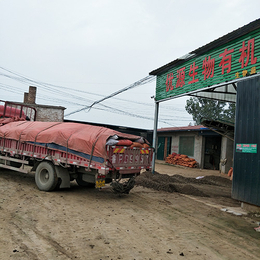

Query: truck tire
[76,174,95,188]
[35,161,58,191]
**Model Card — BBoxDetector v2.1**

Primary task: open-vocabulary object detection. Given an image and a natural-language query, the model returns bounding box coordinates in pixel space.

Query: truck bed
[0,136,152,174]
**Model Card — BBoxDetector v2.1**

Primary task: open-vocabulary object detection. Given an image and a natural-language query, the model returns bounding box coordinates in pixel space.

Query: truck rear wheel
[35,161,58,191]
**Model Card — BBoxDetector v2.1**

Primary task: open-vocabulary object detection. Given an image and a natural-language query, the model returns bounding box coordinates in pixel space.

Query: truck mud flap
[110,177,135,194]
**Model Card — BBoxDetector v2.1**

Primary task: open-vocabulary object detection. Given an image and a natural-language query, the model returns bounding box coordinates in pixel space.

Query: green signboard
[155,28,260,101]
[236,143,257,153]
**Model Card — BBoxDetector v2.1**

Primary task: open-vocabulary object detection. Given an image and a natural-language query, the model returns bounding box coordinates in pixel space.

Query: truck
[0,100,153,193]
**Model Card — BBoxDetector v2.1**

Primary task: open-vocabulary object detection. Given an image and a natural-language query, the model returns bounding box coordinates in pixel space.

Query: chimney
[27,86,37,104]
[24,92,29,103]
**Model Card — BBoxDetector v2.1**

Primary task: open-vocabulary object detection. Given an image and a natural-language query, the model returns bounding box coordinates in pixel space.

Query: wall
[158,131,204,167]
[220,137,234,174]
[35,106,65,122]
[157,130,230,170]
[21,86,66,122]
[232,76,260,206]
[23,104,66,122]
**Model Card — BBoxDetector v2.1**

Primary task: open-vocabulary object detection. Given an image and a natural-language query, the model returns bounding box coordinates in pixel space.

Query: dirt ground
[1,162,260,260]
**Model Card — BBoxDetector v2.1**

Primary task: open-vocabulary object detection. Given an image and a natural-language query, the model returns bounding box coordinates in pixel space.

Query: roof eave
[149,18,260,76]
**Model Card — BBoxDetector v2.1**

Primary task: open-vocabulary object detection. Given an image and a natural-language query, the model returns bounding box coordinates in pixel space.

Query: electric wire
[64,75,156,117]
[0,67,184,111]
[0,66,192,126]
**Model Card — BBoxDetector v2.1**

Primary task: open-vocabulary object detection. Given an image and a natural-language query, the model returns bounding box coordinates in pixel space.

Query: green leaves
[185,97,235,125]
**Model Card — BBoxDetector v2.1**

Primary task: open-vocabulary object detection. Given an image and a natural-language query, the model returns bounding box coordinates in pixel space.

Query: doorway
[157,136,172,160]
[204,136,221,170]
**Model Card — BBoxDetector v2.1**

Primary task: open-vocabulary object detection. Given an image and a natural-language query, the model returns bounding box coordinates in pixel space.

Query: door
[157,136,171,160]
[204,136,221,170]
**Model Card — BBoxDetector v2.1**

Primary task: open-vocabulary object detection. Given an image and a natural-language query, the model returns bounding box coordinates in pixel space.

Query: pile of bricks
[165,153,197,168]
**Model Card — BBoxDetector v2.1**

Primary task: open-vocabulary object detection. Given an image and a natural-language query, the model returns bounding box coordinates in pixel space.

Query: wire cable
[65,75,155,117]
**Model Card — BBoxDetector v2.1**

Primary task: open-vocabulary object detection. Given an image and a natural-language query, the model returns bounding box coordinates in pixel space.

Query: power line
[65,75,155,117]
[0,66,157,108]
[0,66,185,112]
[0,65,191,126]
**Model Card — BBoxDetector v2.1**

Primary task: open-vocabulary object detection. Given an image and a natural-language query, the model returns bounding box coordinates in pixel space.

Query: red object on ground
[228,167,233,177]
[165,153,197,168]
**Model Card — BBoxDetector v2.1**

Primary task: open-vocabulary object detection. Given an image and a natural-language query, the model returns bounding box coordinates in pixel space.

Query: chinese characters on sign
[236,144,257,153]
[188,62,199,84]
[219,48,234,74]
[239,39,257,68]
[165,38,258,92]
[165,73,174,92]
[176,67,185,88]
[202,56,215,80]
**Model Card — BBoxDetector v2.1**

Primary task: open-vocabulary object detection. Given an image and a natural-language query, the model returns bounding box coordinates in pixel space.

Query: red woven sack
[117,139,133,146]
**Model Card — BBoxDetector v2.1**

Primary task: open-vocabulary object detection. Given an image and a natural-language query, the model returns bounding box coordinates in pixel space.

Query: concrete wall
[21,103,65,122]
[220,137,234,174]
[35,106,65,122]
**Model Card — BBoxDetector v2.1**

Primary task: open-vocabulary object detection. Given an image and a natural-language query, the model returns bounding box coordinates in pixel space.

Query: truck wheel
[35,161,58,191]
[76,174,95,188]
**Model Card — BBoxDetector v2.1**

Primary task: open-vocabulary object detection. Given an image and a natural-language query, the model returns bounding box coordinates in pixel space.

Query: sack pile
[106,135,150,149]
[165,153,197,168]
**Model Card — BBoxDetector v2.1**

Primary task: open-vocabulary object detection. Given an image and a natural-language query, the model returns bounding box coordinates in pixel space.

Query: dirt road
[1,163,260,260]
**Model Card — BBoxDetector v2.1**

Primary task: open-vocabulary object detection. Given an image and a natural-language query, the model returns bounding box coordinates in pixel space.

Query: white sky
[0,0,260,129]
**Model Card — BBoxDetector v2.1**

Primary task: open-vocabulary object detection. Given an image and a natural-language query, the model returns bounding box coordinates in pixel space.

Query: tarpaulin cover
[0,117,26,125]
[0,121,145,162]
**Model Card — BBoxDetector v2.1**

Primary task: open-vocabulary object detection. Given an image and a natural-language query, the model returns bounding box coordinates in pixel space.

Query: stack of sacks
[165,153,197,168]
[106,135,150,148]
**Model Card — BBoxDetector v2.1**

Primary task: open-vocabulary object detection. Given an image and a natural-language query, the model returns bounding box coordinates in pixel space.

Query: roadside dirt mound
[135,171,232,197]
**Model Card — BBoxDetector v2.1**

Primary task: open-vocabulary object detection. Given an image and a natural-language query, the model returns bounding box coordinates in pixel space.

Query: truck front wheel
[35,161,58,191]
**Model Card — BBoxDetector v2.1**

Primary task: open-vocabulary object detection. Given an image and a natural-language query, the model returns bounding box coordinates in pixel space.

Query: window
[179,136,194,156]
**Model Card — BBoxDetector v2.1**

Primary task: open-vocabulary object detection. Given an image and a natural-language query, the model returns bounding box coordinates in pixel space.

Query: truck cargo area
[0,101,153,193]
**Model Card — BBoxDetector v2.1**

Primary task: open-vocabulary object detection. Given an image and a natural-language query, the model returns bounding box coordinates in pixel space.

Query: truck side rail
[0,100,36,121]
[0,138,153,174]
[0,138,108,172]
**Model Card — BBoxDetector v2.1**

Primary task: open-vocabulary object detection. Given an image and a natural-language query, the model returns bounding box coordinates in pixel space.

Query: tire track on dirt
[8,215,77,260]
[1,168,260,260]
[129,189,260,260]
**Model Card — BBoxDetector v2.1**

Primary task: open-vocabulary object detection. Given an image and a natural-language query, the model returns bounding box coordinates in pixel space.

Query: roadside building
[22,86,65,122]
[157,125,233,173]
[150,18,260,208]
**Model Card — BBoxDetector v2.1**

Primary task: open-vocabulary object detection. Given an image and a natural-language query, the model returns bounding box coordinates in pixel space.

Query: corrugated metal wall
[232,76,260,206]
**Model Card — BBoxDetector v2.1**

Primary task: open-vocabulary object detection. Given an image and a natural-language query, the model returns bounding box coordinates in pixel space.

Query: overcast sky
[1,0,260,129]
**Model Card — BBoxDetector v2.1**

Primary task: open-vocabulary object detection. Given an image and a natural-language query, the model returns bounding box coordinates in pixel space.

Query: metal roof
[149,18,260,103]
[150,19,260,76]
[157,125,209,133]
[200,119,234,141]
